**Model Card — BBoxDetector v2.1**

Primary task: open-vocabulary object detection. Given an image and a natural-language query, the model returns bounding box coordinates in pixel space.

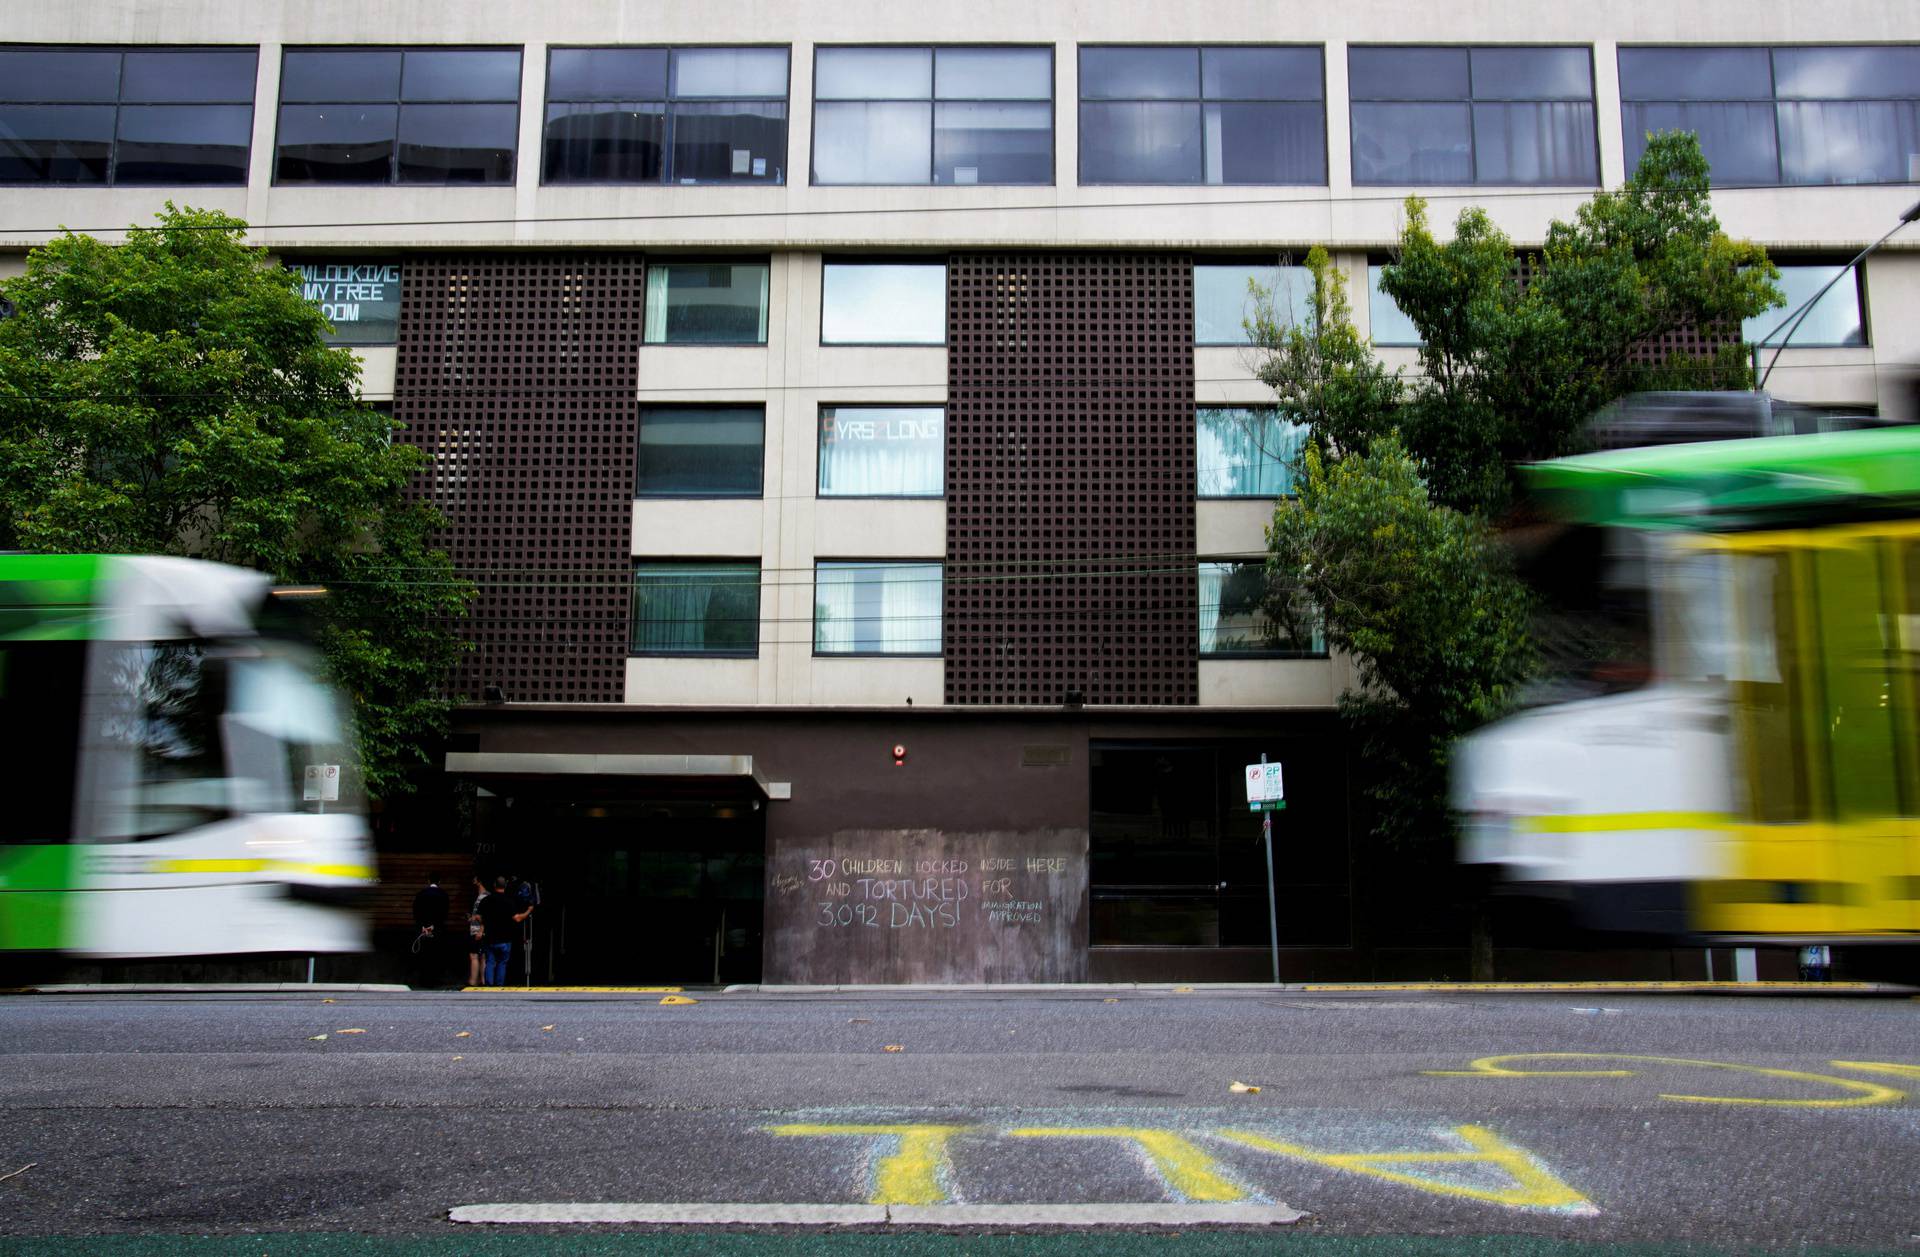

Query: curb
[727,980,1919,997]
[0,982,413,995]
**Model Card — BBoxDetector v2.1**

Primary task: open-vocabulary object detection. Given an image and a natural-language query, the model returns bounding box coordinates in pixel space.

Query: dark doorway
[475,791,764,985]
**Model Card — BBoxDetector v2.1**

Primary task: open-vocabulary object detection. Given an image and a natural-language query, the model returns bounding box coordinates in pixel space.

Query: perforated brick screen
[394,255,644,703]
[945,254,1197,706]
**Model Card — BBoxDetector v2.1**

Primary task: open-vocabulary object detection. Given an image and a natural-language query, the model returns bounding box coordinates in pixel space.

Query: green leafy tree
[0,204,467,797]
[1265,439,1534,853]
[1380,131,1783,515]
[1245,245,1403,460]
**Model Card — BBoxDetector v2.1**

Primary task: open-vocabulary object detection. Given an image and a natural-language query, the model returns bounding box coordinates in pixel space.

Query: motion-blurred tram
[0,554,373,959]
[1454,417,1920,945]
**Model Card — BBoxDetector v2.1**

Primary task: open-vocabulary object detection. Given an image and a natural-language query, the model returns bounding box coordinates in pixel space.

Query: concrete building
[4,1,1918,983]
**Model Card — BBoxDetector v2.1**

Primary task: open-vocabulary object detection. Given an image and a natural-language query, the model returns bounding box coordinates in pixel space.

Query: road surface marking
[452,1203,886,1224]
[765,1123,965,1205]
[1005,1127,1249,1202]
[1427,1053,1904,1108]
[1831,1060,1920,1080]
[1219,1124,1594,1214]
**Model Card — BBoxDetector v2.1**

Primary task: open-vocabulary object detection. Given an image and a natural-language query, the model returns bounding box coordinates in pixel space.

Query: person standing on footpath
[478,873,530,986]
[410,874,449,988]
[467,875,489,987]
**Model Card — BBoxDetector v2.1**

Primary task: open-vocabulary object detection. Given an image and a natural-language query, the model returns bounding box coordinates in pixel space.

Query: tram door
[495,797,764,985]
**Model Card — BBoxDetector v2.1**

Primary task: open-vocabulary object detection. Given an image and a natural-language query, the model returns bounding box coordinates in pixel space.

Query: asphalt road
[3,988,1919,1254]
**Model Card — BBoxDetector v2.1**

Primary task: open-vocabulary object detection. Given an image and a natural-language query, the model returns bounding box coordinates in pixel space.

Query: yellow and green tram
[1454,425,1920,943]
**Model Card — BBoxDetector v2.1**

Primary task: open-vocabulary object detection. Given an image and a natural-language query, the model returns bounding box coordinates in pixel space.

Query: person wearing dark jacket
[477,874,529,986]
[410,875,450,988]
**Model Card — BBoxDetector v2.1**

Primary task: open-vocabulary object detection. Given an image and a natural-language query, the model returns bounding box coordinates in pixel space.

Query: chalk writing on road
[1426,1053,1913,1109]
[766,1120,1593,1213]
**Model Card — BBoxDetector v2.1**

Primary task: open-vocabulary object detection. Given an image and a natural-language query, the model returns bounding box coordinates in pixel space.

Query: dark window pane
[1617,47,1771,101]
[1622,101,1778,185]
[0,104,114,181]
[1079,46,1198,100]
[542,101,664,182]
[812,100,930,183]
[637,408,764,497]
[631,563,760,655]
[1778,100,1920,185]
[280,50,402,103]
[672,47,788,99]
[549,48,668,100]
[1090,745,1218,888]
[814,46,930,100]
[934,47,1050,100]
[1205,101,1324,183]
[1351,101,1471,183]
[1472,101,1597,184]
[121,50,257,103]
[1774,47,1920,100]
[1090,895,1220,947]
[1201,46,1322,101]
[1349,47,1469,101]
[275,104,397,182]
[1470,47,1591,100]
[644,262,769,345]
[669,101,786,183]
[1200,561,1323,654]
[1080,100,1202,183]
[0,49,121,103]
[396,102,516,182]
[402,50,521,102]
[113,104,252,183]
[933,100,1050,184]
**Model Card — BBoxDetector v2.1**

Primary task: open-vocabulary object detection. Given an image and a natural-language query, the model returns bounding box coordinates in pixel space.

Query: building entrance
[475,792,765,986]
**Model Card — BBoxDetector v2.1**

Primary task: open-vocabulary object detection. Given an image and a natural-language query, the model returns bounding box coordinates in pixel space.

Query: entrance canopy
[444,752,791,800]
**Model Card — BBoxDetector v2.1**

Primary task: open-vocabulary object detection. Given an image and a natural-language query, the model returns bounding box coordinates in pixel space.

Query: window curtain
[1196,409,1300,496]
[815,563,941,653]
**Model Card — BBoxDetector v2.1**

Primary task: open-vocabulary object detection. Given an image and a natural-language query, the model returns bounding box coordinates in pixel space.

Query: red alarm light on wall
[893,743,907,767]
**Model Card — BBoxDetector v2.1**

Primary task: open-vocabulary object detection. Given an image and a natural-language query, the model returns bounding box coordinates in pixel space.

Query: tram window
[0,641,86,842]
[118,642,230,838]
[1813,544,1900,818]
[1732,553,1813,822]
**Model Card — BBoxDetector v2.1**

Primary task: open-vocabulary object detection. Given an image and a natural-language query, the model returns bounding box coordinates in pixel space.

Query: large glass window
[1196,408,1304,497]
[0,46,256,185]
[643,260,770,344]
[1090,741,1350,948]
[812,45,1052,185]
[1198,560,1325,657]
[543,46,788,184]
[1367,264,1424,346]
[1080,46,1324,185]
[813,562,942,655]
[1621,46,1920,186]
[818,406,943,497]
[275,47,519,184]
[1742,263,1868,347]
[636,406,764,497]
[1194,262,1311,345]
[821,261,946,344]
[1350,45,1597,186]
[632,563,761,655]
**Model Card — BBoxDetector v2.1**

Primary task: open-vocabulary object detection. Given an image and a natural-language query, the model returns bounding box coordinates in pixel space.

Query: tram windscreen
[0,641,86,842]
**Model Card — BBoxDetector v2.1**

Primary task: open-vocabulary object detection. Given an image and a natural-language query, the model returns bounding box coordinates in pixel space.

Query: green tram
[0,554,372,958]
[1454,425,1920,943]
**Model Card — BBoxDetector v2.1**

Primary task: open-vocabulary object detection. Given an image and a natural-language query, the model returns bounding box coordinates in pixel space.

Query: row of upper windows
[642,257,1871,351]
[3,43,1916,188]
[630,559,1320,658]
[635,403,1301,501]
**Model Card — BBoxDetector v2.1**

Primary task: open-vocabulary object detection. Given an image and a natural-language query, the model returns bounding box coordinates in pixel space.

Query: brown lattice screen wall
[394,255,644,703]
[945,254,1198,706]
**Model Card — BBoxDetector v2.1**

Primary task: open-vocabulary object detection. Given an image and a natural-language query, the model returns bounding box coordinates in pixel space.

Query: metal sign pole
[1262,753,1279,985]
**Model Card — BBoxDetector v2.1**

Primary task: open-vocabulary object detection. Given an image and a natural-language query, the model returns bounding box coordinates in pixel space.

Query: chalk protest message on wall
[290,261,402,345]
[766,829,1088,983]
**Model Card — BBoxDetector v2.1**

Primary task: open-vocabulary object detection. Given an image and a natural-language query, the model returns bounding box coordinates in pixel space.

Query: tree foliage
[1247,133,1782,854]
[1380,131,1782,515]
[0,204,467,798]
[1265,439,1533,850]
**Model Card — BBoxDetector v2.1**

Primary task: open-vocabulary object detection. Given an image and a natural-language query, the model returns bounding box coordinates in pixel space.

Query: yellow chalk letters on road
[1006,1127,1248,1202]
[1220,1124,1595,1214]
[764,1124,965,1205]
[1427,1053,1904,1108]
